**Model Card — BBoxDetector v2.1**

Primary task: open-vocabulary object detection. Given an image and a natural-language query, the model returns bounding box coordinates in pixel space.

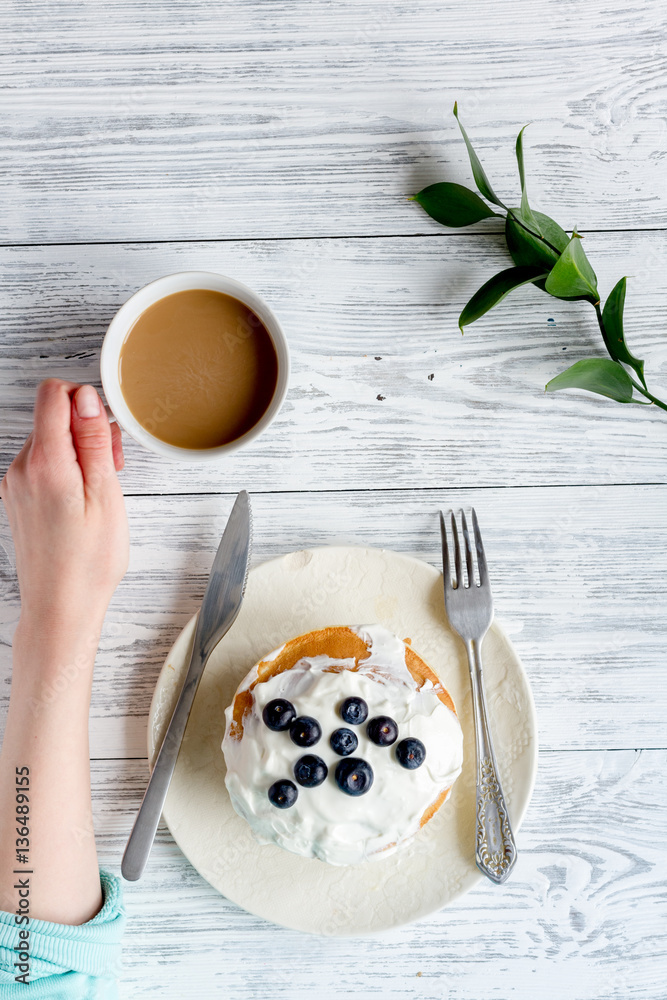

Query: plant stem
[507,213,665,408]
[593,303,667,410]
[593,302,607,345]
[627,376,667,410]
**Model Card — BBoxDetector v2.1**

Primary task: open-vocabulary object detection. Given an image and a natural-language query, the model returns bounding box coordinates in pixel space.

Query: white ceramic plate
[148,546,538,935]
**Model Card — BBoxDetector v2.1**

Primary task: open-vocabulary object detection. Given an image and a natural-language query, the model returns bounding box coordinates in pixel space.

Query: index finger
[31,378,81,455]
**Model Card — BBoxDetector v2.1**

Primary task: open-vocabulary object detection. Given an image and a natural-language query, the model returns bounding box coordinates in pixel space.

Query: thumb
[71,384,115,490]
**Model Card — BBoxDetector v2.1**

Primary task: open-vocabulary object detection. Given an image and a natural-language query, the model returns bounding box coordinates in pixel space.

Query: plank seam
[79,481,667,500]
[2,226,667,251]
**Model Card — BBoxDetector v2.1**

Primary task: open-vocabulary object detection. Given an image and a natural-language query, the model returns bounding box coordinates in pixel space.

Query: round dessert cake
[221,624,464,866]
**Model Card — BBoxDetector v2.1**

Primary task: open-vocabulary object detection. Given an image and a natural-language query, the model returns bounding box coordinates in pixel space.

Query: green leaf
[453,103,506,209]
[601,277,646,388]
[414,182,499,228]
[544,235,599,303]
[459,265,548,330]
[545,358,637,403]
[505,210,569,285]
[515,125,540,231]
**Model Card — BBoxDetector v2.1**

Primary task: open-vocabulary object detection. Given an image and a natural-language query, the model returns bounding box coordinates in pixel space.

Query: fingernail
[75,385,101,419]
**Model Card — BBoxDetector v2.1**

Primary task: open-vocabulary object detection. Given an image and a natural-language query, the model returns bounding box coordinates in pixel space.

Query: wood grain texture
[1,486,664,757]
[1,0,667,243]
[1,0,666,991]
[1,233,666,493]
[92,750,667,999]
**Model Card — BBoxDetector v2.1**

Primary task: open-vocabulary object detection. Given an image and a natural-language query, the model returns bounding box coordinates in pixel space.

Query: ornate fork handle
[465,638,517,884]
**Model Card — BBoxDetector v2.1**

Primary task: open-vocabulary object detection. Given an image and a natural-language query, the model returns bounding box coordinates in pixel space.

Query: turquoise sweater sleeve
[0,870,124,999]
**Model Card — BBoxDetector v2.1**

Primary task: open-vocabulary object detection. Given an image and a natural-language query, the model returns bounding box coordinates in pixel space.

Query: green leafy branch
[413,104,666,411]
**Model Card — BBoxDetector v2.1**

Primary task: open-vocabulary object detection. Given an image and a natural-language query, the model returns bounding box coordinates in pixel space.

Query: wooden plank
[1,0,667,242]
[91,751,667,999]
[1,234,666,493]
[1,486,665,757]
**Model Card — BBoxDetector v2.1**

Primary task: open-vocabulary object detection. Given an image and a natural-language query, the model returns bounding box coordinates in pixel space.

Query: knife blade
[121,489,252,881]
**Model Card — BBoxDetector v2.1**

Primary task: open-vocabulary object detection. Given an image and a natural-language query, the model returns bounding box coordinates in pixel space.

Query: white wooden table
[1,2,666,996]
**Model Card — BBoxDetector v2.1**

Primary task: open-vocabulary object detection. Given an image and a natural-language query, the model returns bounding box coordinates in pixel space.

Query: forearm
[0,613,105,924]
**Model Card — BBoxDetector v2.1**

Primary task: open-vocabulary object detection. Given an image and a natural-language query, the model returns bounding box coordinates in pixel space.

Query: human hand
[0,379,128,924]
[0,379,129,638]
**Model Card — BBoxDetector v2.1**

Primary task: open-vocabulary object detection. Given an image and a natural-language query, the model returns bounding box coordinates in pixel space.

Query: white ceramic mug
[100,271,290,463]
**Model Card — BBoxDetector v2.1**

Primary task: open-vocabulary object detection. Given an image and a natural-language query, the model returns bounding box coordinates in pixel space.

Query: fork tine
[460,510,475,588]
[439,510,452,589]
[471,508,488,586]
[450,511,462,589]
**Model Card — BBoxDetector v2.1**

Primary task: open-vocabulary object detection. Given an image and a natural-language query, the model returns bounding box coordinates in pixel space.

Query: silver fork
[439,508,517,884]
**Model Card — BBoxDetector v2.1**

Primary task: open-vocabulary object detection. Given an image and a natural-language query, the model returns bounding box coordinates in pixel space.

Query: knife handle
[121,646,205,881]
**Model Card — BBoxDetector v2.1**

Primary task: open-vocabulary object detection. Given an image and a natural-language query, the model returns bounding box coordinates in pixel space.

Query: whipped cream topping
[222,624,464,866]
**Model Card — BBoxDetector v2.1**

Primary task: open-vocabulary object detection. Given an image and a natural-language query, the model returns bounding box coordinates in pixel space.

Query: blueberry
[293,754,328,787]
[330,728,358,756]
[289,716,322,748]
[340,696,368,726]
[396,737,426,769]
[367,715,398,747]
[268,779,298,808]
[262,698,297,731]
[335,758,374,796]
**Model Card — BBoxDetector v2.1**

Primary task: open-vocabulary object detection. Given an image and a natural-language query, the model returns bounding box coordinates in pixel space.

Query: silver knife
[121,489,252,881]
